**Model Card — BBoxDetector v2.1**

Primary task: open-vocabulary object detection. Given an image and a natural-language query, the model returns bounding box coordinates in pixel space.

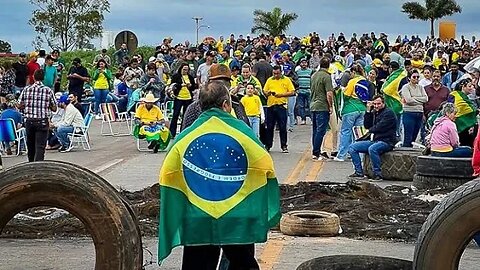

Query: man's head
[51,49,60,59]
[272,65,282,79]
[18,52,27,63]
[300,58,308,69]
[404,60,412,73]
[68,93,78,104]
[432,70,442,85]
[450,62,459,72]
[33,69,45,82]
[319,57,330,69]
[58,94,70,109]
[241,64,251,79]
[389,61,400,72]
[206,51,216,63]
[121,43,127,49]
[208,64,232,85]
[45,55,54,66]
[372,95,385,111]
[141,92,158,110]
[72,58,82,67]
[423,66,432,79]
[199,80,232,113]
[221,50,229,60]
[130,59,139,68]
[146,63,156,76]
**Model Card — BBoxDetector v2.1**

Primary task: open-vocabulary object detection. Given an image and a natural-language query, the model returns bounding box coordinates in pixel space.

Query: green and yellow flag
[381,68,407,115]
[449,91,477,133]
[158,108,281,261]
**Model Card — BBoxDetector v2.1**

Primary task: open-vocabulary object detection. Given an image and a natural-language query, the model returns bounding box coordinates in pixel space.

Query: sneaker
[5,149,12,155]
[333,157,345,162]
[369,175,383,182]
[95,115,102,120]
[288,128,293,132]
[349,173,365,179]
[281,147,289,153]
[59,145,73,153]
[312,155,327,161]
[301,120,306,125]
[330,151,338,157]
[312,155,319,160]
[153,144,160,153]
[320,152,330,159]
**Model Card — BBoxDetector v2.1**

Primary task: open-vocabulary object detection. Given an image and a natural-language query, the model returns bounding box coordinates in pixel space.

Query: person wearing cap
[12,52,28,95]
[53,93,84,153]
[67,58,90,102]
[43,55,58,88]
[231,50,243,71]
[0,94,24,155]
[114,43,129,66]
[19,69,57,161]
[93,48,112,66]
[26,51,41,85]
[133,92,170,153]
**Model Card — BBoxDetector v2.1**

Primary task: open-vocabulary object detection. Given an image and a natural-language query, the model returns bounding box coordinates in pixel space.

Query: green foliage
[251,7,298,37]
[401,0,462,37]
[29,0,110,51]
[0,40,12,53]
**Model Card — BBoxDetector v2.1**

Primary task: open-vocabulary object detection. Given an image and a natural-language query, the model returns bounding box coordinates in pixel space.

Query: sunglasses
[412,76,420,79]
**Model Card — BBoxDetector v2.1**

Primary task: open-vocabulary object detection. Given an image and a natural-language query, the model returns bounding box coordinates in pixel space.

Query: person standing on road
[92,59,113,119]
[12,52,28,96]
[296,58,313,125]
[18,69,57,162]
[310,57,334,160]
[263,65,295,153]
[348,95,397,181]
[401,69,428,147]
[67,58,90,102]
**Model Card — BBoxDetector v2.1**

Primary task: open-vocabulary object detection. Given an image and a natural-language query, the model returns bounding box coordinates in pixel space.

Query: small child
[240,83,264,138]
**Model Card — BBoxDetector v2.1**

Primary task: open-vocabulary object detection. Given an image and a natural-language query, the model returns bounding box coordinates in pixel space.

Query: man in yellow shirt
[134,93,171,153]
[263,65,295,153]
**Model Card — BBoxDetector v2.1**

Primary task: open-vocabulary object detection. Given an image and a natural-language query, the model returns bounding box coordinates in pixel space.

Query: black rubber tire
[280,210,340,237]
[364,147,422,181]
[296,255,412,270]
[413,174,474,190]
[0,161,143,270]
[416,155,474,179]
[413,179,480,270]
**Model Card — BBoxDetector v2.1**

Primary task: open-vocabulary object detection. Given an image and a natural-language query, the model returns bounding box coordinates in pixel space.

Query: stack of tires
[364,147,423,181]
[413,156,475,189]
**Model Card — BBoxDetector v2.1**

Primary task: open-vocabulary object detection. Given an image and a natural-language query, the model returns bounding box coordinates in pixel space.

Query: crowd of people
[0,32,479,175]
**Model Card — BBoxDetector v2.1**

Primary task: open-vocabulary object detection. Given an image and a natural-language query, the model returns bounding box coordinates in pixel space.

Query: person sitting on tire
[428,102,473,157]
[348,94,397,181]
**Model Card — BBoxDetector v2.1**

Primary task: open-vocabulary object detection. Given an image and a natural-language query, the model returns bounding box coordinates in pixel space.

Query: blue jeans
[432,146,473,158]
[396,113,403,142]
[266,105,288,149]
[55,126,74,148]
[402,112,423,147]
[312,111,330,157]
[248,116,260,138]
[296,93,310,121]
[287,96,296,129]
[349,141,393,176]
[94,89,109,114]
[337,111,365,159]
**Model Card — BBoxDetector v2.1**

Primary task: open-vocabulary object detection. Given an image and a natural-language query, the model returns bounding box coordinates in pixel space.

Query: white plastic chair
[0,118,27,156]
[99,103,131,136]
[68,113,94,151]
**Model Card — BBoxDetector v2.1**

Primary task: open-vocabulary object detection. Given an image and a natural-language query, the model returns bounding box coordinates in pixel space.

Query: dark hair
[96,59,108,68]
[178,62,189,74]
[146,63,156,71]
[404,59,412,66]
[101,49,107,53]
[320,57,330,69]
[372,94,385,102]
[409,69,420,78]
[272,65,282,71]
[455,78,472,91]
[199,81,231,111]
[34,69,45,81]
[389,61,400,70]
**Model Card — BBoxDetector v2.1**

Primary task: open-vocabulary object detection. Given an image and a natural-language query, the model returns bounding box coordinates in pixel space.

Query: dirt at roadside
[1,181,445,242]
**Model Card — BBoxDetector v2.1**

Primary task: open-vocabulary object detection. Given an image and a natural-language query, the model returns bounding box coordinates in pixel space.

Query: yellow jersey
[177,75,192,100]
[240,95,262,117]
[94,72,109,89]
[135,104,164,123]
[263,76,295,107]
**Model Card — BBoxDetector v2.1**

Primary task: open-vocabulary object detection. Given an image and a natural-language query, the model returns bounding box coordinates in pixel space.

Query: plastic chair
[100,103,131,136]
[164,101,174,120]
[80,102,93,118]
[67,113,94,151]
[0,118,27,156]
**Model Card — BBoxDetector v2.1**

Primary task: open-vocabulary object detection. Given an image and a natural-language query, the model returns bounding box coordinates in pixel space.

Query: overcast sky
[1,0,478,52]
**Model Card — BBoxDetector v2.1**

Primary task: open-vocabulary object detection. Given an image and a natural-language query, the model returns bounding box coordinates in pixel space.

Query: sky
[0,0,478,52]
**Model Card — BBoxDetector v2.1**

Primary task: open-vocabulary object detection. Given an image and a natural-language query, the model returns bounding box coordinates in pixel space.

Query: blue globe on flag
[182,133,248,201]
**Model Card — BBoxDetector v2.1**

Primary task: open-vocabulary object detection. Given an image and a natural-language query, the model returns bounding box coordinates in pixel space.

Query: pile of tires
[364,147,422,181]
[0,161,143,270]
[413,156,475,190]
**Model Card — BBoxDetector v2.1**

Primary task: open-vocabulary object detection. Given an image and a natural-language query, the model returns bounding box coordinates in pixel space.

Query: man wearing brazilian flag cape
[158,80,281,269]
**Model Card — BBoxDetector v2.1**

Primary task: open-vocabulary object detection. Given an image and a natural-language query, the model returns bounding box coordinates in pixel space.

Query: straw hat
[141,92,159,103]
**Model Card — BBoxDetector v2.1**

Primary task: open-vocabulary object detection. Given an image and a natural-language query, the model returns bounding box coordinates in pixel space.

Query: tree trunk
[430,19,435,38]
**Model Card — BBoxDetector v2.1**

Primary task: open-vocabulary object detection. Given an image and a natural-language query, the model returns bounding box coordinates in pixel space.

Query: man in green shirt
[310,57,334,160]
[43,55,58,89]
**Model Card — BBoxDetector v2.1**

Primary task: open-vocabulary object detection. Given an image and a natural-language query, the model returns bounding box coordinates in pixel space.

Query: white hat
[141,92,159,103]
[148,56,156,62]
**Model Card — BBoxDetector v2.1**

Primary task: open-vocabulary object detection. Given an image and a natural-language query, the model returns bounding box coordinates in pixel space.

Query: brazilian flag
[158,108,281,262]
[450,90,477,133]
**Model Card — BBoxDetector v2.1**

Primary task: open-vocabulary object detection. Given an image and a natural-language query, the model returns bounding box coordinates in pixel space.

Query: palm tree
[251,7,298,37]
[402,0,461,38]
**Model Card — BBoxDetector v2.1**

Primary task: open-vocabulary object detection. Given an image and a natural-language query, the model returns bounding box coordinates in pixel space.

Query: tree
[401,0,461,38]
[29,0,110,51]
[0,40,12,53]
[251,7,298,38]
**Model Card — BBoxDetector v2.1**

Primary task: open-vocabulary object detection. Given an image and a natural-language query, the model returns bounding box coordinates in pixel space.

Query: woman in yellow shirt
[92,59,113,118]
[170,63,197,137]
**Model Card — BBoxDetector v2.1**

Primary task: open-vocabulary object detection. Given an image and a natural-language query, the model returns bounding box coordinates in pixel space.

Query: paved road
[1,120,478,269]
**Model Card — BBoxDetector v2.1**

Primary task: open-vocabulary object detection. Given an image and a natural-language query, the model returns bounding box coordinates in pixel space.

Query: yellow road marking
[305,160,324,181]
[284,148,310,185]
[258,238,285,270]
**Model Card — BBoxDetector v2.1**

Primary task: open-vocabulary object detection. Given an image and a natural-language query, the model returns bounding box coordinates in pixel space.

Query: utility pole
[192,16,203,45]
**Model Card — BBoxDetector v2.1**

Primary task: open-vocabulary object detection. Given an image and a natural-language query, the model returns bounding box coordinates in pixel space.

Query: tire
[296,255,412,270]
[416,155,473,179]
[413,180,480,270]
[413,174,474,190]
[364,147,422,181]
[280,210,340,237]
[0,161,143,270]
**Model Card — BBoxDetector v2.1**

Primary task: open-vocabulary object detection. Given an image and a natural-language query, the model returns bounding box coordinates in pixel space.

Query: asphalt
[0,120,479,269]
